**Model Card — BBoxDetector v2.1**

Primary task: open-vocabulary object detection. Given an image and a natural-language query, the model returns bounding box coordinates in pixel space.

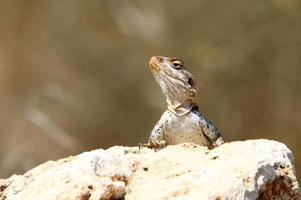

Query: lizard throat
[167,100,197,116]
[154,72,197,116]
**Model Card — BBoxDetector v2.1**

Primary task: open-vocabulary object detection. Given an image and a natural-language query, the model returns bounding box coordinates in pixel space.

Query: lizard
[142,56,224,149]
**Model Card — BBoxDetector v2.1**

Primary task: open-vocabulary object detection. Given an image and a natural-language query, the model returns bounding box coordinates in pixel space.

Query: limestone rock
[0,139,300,200]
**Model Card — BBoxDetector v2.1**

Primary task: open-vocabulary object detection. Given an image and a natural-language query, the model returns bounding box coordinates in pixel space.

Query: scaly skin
[143,56,224,149]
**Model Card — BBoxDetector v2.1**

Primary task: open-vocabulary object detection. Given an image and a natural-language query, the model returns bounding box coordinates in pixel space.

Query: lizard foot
[212,137,225,148]
[139,139,166,150]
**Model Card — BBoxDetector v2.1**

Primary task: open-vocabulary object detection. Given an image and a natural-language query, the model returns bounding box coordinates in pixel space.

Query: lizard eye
[188,77,194,86]
[172,60,183,69]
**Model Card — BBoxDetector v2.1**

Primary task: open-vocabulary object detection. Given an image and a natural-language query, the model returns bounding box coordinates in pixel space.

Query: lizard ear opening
[188,77,194,86]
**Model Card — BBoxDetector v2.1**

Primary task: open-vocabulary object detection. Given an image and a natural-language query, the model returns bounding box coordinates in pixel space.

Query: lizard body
[145,56,224,149]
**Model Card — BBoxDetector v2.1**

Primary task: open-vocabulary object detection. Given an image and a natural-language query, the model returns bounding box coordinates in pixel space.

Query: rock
[0,139,300,200]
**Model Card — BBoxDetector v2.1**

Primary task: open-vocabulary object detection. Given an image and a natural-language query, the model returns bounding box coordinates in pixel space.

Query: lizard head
[149,56,197,116]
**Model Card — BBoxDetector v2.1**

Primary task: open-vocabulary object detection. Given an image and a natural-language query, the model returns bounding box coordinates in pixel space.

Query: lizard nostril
[158,57,163,62]
[188,78,194,86]
[151,56,163,63]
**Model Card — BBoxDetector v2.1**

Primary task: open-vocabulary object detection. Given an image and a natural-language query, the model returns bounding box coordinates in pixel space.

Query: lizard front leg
[139,119,166,149]
[198,115,224,148]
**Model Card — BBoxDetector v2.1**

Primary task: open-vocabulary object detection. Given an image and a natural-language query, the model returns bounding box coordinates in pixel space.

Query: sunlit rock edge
[0,139,300,200]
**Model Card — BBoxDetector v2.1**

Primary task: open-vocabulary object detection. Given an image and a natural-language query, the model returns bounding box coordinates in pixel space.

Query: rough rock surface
[0,139,300,200]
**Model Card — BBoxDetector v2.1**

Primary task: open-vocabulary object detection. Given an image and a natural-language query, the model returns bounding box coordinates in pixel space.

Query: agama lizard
[143,56,224,149]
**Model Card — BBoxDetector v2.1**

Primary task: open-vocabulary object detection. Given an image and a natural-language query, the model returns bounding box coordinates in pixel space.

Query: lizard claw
[139,139,166,150]
[138,143,147,149]
[212,137,225,148]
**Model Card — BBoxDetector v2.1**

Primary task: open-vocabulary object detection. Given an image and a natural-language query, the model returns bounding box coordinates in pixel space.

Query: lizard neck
[167,99,197,116]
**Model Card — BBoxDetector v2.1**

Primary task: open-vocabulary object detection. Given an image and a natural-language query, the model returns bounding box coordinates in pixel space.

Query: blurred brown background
[0,0,300,180]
